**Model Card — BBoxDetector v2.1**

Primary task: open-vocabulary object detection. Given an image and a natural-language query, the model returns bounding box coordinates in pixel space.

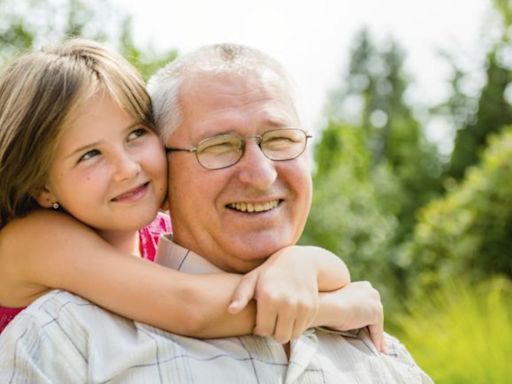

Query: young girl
[0,39,384,349]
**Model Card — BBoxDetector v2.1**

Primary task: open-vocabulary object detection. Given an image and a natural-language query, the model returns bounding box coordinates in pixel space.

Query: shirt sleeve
[0,302,87,383]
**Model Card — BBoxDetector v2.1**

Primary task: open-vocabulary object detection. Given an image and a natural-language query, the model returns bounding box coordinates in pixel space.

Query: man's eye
[263,136,295,149]
[127,127,149,141]
[78,149,100,162]
[201,142,239,155]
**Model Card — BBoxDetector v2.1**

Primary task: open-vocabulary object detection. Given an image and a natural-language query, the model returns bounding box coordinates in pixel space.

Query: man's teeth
[228,200,279,213]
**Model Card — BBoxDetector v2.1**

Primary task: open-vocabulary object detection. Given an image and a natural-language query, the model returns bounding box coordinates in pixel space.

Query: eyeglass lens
[196,128,309,170]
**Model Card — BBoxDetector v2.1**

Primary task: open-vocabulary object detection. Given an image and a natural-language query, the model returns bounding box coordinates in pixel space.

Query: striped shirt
[0,235,432,383]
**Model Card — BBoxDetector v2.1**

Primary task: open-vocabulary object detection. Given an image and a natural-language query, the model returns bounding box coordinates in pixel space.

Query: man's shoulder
[315,327,433,383]
[0,291,115,382]
[380,332,433,383]
[20,289,93,318]
[383,332,418,363]
[1,289,142,352]
[3,290,119,337]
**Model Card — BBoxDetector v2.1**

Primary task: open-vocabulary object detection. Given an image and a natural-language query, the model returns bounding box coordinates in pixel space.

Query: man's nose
[112,151,141,182]
[236,140,277,190]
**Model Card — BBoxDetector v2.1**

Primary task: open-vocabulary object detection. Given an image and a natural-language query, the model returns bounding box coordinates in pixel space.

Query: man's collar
[156,234,223,274]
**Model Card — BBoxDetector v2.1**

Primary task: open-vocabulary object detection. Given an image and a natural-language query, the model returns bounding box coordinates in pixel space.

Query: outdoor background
[1,0,510,382]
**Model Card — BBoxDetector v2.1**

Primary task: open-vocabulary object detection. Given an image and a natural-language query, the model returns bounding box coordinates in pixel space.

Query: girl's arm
[313,281,385,352]
[228,245,350,342]
[0,210,352,341]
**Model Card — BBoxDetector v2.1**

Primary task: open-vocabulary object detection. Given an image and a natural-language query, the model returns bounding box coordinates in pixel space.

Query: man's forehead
[176,69,299,138]
[180,67,290,98]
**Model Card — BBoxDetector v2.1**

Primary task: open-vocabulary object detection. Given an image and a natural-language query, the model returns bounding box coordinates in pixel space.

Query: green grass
[394,277,511,384]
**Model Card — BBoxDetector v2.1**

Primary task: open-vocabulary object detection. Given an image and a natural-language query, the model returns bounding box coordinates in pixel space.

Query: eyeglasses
[165,128,312,170]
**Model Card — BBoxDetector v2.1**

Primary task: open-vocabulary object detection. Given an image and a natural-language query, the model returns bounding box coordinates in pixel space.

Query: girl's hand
[228,245,349,344]
[316,281,386,353]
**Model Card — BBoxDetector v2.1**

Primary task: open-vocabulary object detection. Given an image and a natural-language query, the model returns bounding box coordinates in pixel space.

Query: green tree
[446,0,512,180]
[302,122,399,304]
[325,29,441,239]
[406,127,512,291]
[303,29,442,309]
[448,51,512,179]
[0,0,176,79]
[118,17,177,80]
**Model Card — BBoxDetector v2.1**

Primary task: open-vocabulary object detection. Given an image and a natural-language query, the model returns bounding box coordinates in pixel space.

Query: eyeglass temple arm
[165,146,197,154]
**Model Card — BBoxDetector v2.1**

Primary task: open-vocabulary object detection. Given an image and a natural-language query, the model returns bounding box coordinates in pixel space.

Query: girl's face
[43,91,167,233]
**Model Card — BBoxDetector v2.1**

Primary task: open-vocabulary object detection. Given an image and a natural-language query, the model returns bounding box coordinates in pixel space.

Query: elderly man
[0,44,431,383]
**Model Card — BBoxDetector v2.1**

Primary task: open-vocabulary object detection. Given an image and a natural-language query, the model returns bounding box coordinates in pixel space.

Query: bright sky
[112,0,491,142]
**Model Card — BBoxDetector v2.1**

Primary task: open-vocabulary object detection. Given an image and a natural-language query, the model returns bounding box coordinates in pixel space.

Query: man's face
[166,69,312,273]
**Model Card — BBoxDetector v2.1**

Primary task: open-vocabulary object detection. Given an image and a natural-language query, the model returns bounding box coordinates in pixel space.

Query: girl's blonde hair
[0,38,153,228]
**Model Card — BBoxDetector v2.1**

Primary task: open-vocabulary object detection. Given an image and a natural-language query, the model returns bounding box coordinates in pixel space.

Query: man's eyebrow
[261,117,295,129]
[260,109,297,127]
[266,120,289,128]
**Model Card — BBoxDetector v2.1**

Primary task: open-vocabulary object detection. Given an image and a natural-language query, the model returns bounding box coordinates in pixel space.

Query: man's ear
[31,186,57,208]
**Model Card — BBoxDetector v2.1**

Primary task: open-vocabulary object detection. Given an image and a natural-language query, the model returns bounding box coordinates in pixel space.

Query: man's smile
[226,199,282,213]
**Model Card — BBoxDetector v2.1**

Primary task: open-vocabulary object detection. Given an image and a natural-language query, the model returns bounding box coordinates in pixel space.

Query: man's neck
[171,232,264,273]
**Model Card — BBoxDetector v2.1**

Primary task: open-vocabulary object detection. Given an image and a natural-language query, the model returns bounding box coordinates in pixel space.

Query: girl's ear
[31,186,57,208]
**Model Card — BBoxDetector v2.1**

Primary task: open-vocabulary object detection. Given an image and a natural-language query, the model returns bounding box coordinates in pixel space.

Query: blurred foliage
[118,18,177,81]
[302,122,400,305]
[493,0,512,27]
[0,0,176,79]
[394,277,511,384]
[447,49,512,180]
[446,0,512,180]
[304,4,512,317]
[405,127,512,292]
[303,29,443,310]
[323,29,443,239]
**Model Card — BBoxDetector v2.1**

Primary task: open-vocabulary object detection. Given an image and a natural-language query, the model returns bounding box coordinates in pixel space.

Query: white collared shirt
[0,235,432,383]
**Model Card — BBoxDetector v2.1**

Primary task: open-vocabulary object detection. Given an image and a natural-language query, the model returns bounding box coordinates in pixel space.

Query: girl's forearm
[0,210,257,337]
[0,211,354,340]
[269,245,350,292]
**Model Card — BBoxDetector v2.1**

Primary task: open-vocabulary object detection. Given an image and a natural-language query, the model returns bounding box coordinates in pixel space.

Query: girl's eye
[128,127,149,141]
[78,149,100,163]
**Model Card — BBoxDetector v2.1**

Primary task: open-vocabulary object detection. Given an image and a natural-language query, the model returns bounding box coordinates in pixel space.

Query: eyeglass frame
[165,128,312,170]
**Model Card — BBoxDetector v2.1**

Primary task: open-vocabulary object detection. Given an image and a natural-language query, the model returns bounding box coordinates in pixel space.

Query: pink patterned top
[0,212,171,333]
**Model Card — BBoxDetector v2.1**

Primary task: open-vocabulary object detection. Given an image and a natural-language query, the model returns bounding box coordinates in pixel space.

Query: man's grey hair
[147,43,296,141]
